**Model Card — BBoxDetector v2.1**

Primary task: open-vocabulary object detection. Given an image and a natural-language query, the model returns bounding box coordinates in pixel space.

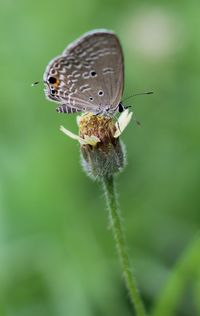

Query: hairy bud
[79,114,126,180]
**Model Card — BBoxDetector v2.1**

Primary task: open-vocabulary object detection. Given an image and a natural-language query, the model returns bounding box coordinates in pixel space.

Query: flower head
[60,109,132,180]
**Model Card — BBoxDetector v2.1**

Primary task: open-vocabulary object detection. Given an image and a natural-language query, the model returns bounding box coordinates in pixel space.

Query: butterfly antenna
[132,109,141,127]
[122,91,153,103]
[31,81,40,87]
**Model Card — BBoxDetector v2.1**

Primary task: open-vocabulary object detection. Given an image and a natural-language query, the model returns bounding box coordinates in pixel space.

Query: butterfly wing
[43,30,124,114]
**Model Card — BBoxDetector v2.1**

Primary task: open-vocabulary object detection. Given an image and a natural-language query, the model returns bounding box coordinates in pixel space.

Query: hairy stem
[102,175,147,316]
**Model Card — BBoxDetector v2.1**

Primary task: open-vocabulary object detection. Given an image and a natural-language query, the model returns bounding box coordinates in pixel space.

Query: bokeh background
[1,0,200,315]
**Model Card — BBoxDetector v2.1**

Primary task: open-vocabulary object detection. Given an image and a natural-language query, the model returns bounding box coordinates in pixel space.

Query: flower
[60,109,132,144]
[60,109,133,180]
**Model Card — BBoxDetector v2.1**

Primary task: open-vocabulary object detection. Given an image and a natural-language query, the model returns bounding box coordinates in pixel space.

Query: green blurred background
[1,0,200,315]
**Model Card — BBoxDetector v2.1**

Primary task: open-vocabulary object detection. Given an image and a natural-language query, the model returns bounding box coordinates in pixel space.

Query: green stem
[102,175,147,316]
[151,236,200,316]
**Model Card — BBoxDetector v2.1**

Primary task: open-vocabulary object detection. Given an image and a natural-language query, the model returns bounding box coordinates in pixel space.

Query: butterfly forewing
[44,30,124,114]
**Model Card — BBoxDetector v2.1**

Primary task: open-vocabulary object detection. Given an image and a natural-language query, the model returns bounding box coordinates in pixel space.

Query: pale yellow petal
[60,125,86,144]
[114,109,133,138]
[83,135,100,146]
[76,115,81,126]
[60,126,100,146]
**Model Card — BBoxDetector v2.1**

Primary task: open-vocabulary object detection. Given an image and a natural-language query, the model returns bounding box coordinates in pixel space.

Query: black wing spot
[90,71,97,77]
[48,76,57,84]
[98,90,104,96]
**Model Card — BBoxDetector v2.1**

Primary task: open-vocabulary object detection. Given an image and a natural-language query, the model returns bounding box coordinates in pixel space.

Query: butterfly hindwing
[43,30,124,115]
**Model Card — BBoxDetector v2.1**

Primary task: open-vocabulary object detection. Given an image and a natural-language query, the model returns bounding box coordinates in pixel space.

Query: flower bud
[79,113,126,180]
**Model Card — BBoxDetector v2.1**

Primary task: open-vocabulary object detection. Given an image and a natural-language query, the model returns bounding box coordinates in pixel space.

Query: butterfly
[43,29,125,116]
